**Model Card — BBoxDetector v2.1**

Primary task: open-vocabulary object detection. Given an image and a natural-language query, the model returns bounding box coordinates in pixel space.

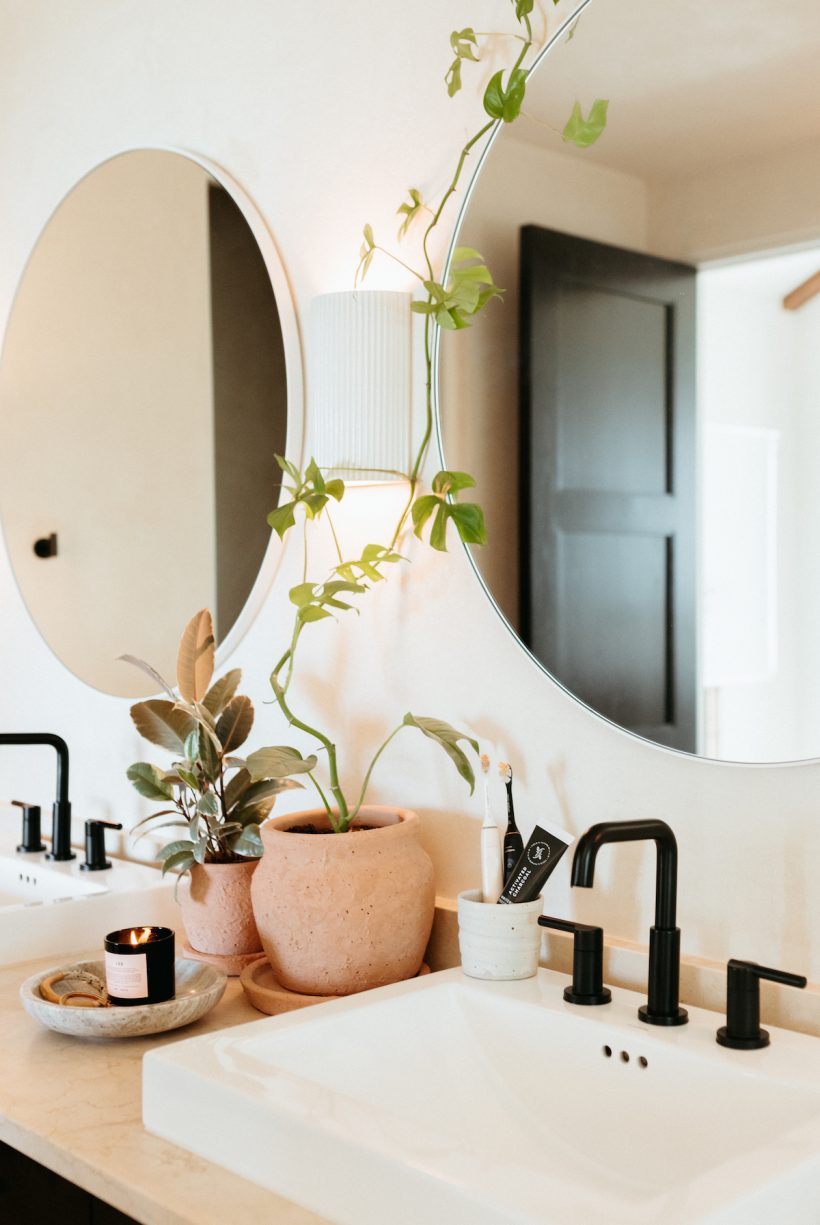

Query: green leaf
[429,503,450,552]
[126,762,175,802]
[177,609,215,703]
[129,699,196,754]
[245,746,318,782]
[289,582,316,608]
[444,56,463,98]
[196,791,219,817]
[267,501,297,539]
[298,605,333,624]
[202,668,242,717]
[157,839,195,862]
[183,729,199,764]
[197,725,220,782]
[356,223,377,286]
[229,823,264,858]
[176,768,199,791]
[483,68,527,123]
[411,494,439,537]
[562,98,609,148]
[513,0,534,19]
[397,187,424,240]
[216,695,254,753]
[160,849,196,877]
[432,470,477,496]
[450,502,487,546]
[402,714,479,794]
[450,27,478,59]
[224,767,252,813]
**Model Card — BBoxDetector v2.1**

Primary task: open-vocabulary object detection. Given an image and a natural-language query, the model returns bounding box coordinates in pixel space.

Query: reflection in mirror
[440,0,820,763]
[0,150,288,697]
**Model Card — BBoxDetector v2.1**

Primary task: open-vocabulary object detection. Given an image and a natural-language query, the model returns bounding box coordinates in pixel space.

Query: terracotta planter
[180,858,263,958]
[251,806,435,996]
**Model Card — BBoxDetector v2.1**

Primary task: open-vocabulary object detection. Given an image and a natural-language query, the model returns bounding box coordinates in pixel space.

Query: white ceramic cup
[457,887,543,980]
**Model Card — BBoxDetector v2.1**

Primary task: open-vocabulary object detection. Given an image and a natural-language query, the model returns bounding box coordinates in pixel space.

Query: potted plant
[124,608,310,972]
[249,3,607,996]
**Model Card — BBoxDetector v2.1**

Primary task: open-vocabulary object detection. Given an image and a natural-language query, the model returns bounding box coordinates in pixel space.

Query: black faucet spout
[0,733,74,861]
[571,818,687,1027]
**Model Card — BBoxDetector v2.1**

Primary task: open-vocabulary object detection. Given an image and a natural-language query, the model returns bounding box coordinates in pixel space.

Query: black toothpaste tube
[497,821,574,904]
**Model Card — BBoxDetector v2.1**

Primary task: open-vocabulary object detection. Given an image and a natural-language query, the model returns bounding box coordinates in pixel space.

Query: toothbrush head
[480,753,491,776]
[499,761,512,784]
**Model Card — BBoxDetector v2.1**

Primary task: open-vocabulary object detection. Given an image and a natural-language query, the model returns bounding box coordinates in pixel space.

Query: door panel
[520,225,696,751]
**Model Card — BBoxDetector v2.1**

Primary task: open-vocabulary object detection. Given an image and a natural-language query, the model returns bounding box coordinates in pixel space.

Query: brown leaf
[224,767,252,812]
[130,700,197,753]
[177,609,215,703]
[202,668,242,717]
[216,695,254,754]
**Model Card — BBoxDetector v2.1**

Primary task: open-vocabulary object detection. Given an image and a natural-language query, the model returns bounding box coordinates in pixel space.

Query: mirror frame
[0,144,304,688]
[432,0,820,769]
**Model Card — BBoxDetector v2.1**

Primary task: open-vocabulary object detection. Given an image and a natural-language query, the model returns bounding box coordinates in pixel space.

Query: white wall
[0,1,818,1001]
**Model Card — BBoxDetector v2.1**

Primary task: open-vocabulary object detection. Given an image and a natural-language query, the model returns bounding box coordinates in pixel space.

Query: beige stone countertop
[0,950,329,1225]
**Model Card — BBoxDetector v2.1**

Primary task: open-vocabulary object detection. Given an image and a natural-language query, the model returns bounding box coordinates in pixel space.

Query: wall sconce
[305,291,412,484]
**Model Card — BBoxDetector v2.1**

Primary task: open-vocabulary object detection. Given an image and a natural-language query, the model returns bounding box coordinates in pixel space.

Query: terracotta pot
[180,858,263,957]
[251,806,435,996]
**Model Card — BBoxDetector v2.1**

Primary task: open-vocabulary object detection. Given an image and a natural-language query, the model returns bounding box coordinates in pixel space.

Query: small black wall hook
[33,533,58,559]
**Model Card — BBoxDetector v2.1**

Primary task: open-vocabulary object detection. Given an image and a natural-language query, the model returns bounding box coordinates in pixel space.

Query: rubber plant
[272,3,607,834]
[123,609,310,878]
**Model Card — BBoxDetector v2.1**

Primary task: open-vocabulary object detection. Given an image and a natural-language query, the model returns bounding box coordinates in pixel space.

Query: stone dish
[20,958,226,1038]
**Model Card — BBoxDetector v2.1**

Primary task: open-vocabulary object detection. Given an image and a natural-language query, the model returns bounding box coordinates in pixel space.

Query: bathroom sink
[143,966,820,1225]
[0,835,178,966]
[0,854,109,905]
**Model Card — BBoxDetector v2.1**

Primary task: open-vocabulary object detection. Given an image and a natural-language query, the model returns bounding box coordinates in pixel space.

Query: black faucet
[0,733,75,861]
[571,818,687,1026]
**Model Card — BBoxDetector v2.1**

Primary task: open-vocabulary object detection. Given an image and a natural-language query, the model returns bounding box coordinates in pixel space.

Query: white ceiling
[520,0,820,179]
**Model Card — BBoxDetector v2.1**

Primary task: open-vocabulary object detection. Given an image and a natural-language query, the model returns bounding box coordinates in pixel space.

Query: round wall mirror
[439,0,820,764]
[0,149,294,697]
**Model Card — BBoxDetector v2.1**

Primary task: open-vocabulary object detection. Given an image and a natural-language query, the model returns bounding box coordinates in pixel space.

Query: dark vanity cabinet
[0,1141,138,1225]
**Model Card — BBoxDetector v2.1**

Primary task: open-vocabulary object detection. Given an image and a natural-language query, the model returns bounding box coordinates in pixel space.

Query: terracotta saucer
[181,938,264,978]
[240,957,431,1015]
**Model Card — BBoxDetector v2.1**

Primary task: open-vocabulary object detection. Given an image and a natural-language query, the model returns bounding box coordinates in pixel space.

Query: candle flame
[129,926,154,946]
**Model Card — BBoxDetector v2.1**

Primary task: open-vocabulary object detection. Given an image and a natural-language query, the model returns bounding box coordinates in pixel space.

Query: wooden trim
[783,269,820,310]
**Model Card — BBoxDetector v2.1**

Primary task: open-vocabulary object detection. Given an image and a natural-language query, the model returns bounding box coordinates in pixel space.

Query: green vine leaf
[411,247,503,331]
[445,27,480,97]
[267,457,345,540]
[355,223,377,285]
[335,543,404,584]
[411,470,487,552]
[245,745,318,782]
[402,714,480,793]
[483,67,527,123]
[397,188,424,239]
[562,99,609,148]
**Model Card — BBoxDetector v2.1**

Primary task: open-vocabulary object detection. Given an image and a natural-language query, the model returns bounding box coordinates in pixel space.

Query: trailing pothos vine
[264,1,607,833]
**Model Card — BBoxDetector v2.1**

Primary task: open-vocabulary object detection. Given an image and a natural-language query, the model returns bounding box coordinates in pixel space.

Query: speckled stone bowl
[20,958,226,1038]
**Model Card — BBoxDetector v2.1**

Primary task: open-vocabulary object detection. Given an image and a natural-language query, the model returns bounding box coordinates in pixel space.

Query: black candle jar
[104,926,175,1006]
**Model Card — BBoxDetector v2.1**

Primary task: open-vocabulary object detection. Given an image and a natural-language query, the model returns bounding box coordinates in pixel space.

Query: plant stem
[348,723,404,822]
[274,681,348,827]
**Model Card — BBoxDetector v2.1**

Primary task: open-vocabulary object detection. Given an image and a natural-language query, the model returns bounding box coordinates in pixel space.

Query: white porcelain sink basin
[0,834,178,966]
[143,966,820,1225]
[0,855,109,905]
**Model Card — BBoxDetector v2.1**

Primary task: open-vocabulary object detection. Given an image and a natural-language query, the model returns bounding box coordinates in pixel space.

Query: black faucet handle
[539,915,612,1006]
[11,799,46,853]
[717,958,807,1050]
[80,820,123,872]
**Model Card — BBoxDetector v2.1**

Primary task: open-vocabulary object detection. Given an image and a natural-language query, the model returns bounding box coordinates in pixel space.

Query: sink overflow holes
[601,1045,648,1068]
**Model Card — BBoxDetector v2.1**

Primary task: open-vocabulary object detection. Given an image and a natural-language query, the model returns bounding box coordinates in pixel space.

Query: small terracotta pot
[180,858,263,957]
[251,806,435,996]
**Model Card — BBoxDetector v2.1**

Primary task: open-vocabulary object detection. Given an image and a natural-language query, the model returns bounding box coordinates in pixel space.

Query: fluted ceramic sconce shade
[306,291,412,482]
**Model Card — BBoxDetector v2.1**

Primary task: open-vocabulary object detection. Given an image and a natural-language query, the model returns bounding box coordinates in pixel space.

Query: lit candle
[104,926,175,1006]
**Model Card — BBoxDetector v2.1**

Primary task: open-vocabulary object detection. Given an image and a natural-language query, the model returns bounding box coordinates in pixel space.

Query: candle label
[105,951,148,999]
